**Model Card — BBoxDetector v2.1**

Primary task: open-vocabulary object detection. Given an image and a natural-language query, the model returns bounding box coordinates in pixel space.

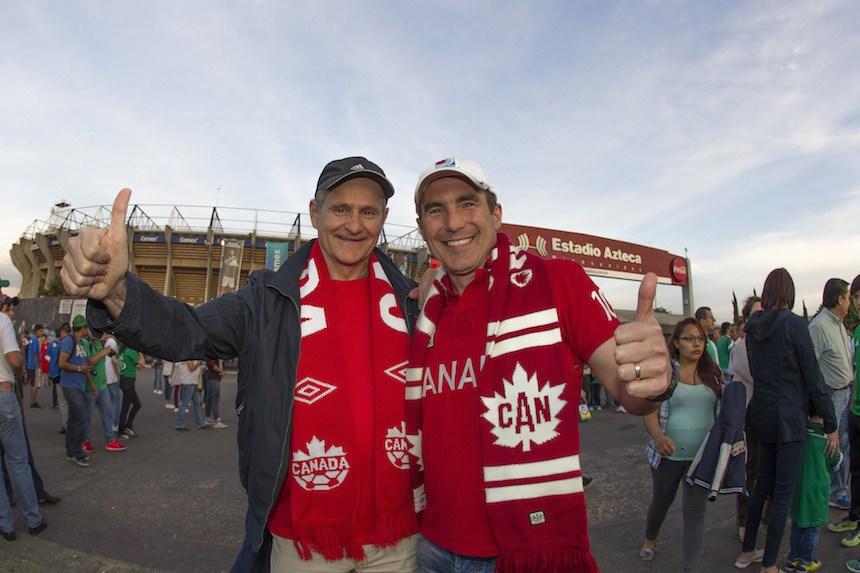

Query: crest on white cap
[414,157,491,207]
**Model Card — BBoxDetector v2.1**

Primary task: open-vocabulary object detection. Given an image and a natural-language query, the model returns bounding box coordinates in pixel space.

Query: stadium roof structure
[12,202,693,327]
[12,203,427,304]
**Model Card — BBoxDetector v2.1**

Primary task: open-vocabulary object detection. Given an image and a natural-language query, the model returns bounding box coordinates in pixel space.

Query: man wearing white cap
[405,158,675,572]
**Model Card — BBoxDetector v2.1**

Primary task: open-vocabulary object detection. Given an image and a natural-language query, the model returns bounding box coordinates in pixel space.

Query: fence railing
[21,204,424,251]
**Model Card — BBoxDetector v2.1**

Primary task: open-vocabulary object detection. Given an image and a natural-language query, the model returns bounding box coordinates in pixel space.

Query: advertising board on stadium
[500,223,688,286]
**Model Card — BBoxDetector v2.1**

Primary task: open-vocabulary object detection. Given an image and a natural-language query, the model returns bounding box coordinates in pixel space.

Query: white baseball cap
[414,157,492,208]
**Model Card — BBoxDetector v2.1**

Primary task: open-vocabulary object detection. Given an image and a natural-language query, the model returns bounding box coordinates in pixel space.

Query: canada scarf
[286,242,416,560]
[406,233,598,573]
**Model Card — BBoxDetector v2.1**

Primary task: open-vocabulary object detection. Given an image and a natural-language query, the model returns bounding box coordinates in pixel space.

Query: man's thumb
[110,188,131,235]
[635,272,657,322]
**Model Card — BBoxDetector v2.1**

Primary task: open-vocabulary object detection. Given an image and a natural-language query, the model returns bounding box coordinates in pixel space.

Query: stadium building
[10,202,693,324]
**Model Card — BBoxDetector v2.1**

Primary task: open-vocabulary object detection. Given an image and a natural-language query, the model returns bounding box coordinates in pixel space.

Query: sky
[2,0,858,321]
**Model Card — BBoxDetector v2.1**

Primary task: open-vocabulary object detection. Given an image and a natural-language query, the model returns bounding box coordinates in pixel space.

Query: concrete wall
[8,296,87,339]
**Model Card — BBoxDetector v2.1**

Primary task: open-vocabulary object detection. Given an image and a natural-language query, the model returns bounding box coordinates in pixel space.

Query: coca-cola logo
[671,258,687,283]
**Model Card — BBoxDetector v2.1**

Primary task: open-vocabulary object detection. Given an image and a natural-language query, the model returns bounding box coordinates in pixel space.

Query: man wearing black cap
[60,157,420,572]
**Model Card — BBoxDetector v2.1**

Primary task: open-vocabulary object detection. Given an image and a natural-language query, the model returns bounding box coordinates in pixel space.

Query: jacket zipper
[258,294,301,551]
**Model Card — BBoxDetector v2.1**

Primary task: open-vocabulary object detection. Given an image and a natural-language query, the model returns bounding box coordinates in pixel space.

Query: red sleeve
[545,259,620,362]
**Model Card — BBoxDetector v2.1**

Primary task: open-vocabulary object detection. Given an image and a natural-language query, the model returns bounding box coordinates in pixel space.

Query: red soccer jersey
[420,260,619,556]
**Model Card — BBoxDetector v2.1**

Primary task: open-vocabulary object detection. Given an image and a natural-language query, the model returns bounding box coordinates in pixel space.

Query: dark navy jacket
[686,380,748,500]
[745,309,836,443]
[87,241,419,571]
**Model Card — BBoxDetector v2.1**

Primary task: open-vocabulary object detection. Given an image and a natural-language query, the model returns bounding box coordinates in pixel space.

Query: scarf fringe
[291,508,416,562]
[373,506,418,548]
[292,524,365,561]
[495,547,600,573]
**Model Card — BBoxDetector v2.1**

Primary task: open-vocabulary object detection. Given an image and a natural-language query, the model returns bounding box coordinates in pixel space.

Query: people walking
[204,359,227,429]
[734,268,837,573]
[173,361,207,431]
[117,344,144,439]
[640,317,722,571]
[57,315,92,467]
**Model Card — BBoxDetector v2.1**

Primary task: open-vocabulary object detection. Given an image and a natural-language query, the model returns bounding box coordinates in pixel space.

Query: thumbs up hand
[60,189,131,316]
[612,272,670,399]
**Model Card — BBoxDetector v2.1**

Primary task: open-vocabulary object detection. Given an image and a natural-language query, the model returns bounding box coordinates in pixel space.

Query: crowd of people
[0,295,230,540]
[0,154,856,573]
[628,273,860,573]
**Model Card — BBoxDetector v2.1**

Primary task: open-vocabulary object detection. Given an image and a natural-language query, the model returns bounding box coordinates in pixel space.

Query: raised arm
[61,189,252,362]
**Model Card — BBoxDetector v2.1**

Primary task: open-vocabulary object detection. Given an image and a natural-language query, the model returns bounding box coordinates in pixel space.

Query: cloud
[1,1,858,317]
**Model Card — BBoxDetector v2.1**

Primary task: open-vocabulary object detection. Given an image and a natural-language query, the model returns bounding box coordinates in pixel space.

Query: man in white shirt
[0,310,46,539]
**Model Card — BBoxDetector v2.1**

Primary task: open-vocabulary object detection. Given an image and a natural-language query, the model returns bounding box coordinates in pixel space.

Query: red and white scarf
[285,242,416,560]
[406,234,598,572]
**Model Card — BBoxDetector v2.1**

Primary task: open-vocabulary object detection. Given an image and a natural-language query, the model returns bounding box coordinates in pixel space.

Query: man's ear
[309,199,320,229]
[493,203,502,231]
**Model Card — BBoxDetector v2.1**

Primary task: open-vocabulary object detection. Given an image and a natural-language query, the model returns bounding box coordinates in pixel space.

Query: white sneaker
[165,403,175,409]
[213,421,228,429]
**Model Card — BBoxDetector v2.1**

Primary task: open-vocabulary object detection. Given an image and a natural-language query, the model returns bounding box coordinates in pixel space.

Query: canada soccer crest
[384,422,411,470]
[481,363,566,452]
[291,437,350,491]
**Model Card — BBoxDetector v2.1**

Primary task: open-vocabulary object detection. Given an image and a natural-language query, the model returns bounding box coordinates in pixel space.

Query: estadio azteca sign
[501,223,688,286]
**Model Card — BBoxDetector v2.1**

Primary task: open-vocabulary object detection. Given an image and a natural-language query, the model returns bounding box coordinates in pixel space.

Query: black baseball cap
[316,157,395,200]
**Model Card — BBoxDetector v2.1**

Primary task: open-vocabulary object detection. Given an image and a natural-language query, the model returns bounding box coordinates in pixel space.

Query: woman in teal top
[640,318,723,572]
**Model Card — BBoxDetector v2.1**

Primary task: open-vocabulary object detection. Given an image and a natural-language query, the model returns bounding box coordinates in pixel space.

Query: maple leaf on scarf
[293,436,345,460]
[481,363,566,452]
[407,429,423,471]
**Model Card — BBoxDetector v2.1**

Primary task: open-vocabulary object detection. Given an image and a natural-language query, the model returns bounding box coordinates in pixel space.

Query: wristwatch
[646,359,679,403]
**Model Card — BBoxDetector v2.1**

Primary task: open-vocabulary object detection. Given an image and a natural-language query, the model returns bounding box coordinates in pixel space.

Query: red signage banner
[500,223,688,286]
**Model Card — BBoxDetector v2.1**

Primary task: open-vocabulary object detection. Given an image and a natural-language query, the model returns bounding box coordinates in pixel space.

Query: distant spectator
[735,269,837,573]
[717,321,733,374]
[58,315,93,468]
[808,278,852,511]
[48,324,69,427]
[731,295,763,543]
[787,413,842,572]
[205,359,227,429]
[695,307,718,364]
[173,361,207,431]
[117,344,144,439]
[26,324,44,408]
[844,275,860,573]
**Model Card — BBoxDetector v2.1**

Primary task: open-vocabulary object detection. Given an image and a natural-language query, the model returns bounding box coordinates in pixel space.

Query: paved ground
[1,370,857,572]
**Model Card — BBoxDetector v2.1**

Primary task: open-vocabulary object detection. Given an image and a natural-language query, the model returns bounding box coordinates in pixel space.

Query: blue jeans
[788,523,819,565]
[416,535,495,573]
[742,441,805,567]
[831,387,851,499]
[175,385,205,428]
[205,378,221,420]
[108,383,123,432]
[0,391,42,532]
[153,362,164,392]
[84,388,115,443]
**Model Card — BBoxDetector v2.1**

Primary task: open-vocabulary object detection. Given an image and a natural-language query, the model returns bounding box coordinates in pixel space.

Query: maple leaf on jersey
[481,363,566,452]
